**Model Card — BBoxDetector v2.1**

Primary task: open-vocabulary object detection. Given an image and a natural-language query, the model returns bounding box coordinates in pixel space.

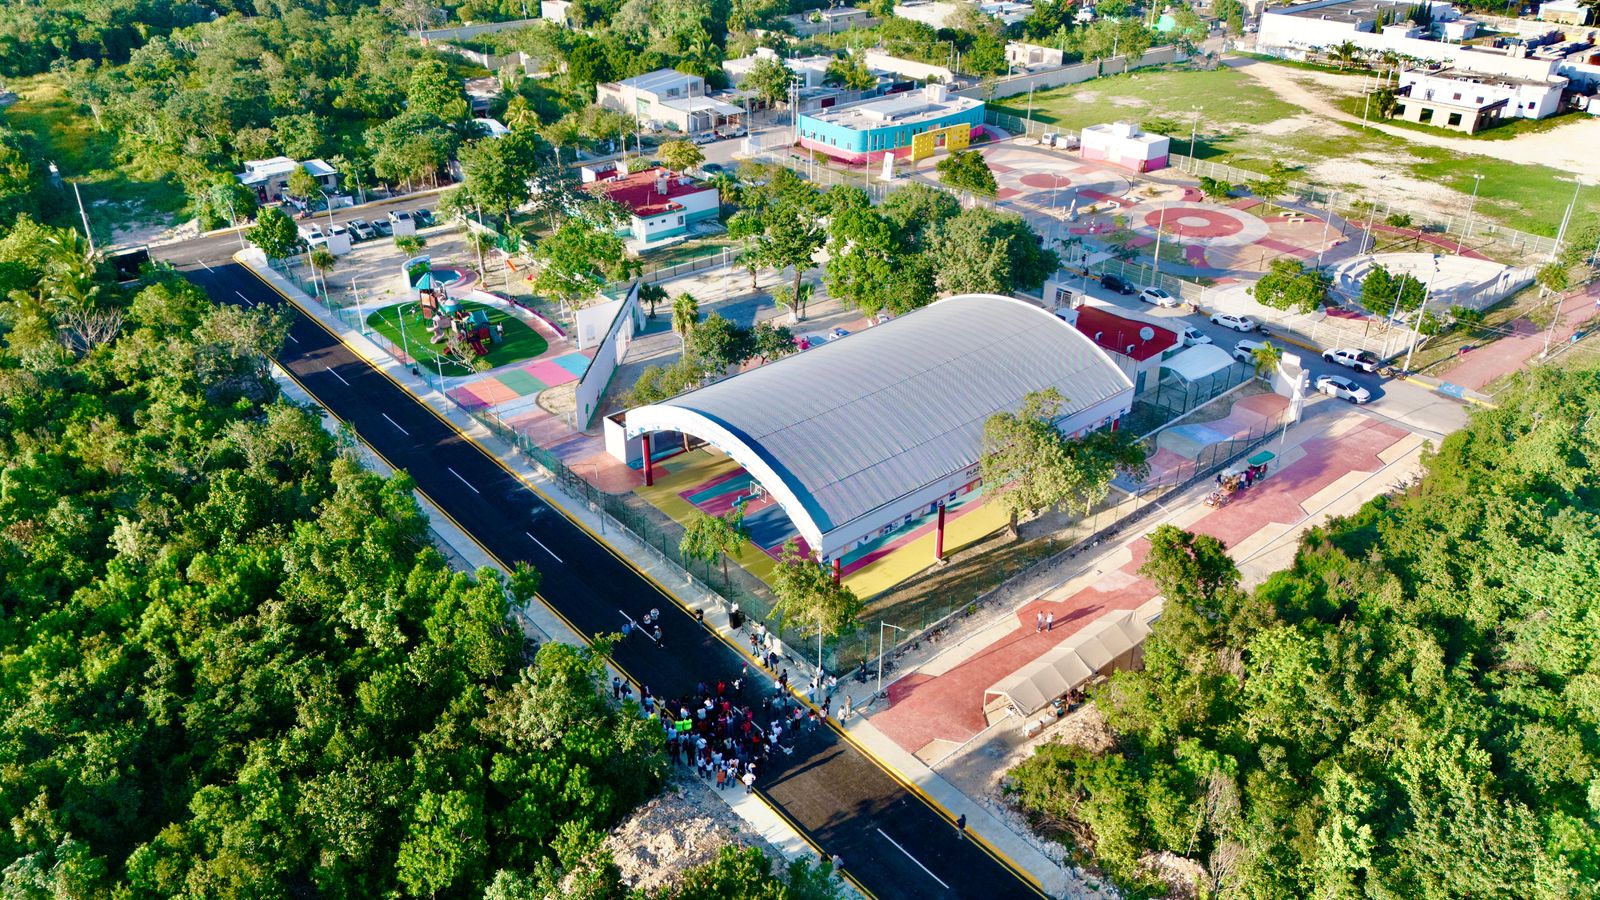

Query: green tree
[1249,160,1294,213]
[744,56,795,106]
[658,140,705,175]
[1250,340,1283,378]
[770,539,864,641]
[679,508,750,589]
[879,183,961,251]
[532,220,634,311]
[1198,177,1233,201]
[248,206,302,261]
[639,282,669,318]
[684,312,753,378]
[935,150,999,196]
[1360,263,1426,314]
[671,292,699,349]
[396,234,427,256]
[458,137,535,227]
[286,166,325,206]
[750,320,797,363]
[757,196,826,308]
[625,357,702,405]
[929,207,1059,294]
[406,56,470,123]
[825,54,877,90]
[825,206,934,319]
[979,389,1147,533]
[1250,258,1331,313]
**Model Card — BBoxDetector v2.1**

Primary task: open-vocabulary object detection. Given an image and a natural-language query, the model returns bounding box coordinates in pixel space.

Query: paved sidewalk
[1438,281,1600,391]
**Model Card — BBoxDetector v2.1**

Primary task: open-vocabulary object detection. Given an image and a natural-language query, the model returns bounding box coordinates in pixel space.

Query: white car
[1211,313,1258,332]
[1139,287,1181,308]
[1179,325,1212,347]
[1232,339,1267,364]
[1317,374,1371,403]
[1322,347,1381,373]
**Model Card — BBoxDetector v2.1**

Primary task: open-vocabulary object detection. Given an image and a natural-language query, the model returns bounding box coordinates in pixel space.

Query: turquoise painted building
[797,85,986,163]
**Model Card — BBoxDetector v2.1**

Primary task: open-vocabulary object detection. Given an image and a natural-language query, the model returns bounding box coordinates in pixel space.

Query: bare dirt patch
[604,776,787,894]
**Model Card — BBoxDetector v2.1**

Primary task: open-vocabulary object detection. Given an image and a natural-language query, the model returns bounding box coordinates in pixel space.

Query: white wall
[1401,70,1563,118]
[865,49,955,83]
[573,283,641,429]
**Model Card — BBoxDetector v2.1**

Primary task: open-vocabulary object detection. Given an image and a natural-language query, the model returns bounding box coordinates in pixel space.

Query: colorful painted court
[634,446,1010,597]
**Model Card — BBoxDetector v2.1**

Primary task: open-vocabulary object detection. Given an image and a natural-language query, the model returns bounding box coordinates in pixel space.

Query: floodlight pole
[1402,255,1441,371]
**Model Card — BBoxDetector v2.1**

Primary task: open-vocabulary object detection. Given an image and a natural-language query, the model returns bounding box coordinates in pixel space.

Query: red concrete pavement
[1442,282,1600,391]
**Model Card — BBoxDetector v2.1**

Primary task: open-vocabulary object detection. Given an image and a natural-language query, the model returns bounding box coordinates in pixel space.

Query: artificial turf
[365,300,549,375]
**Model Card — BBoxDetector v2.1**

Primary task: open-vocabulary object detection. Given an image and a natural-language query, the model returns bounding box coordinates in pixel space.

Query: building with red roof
[1063,304,1180,393]
[581,163,721,245]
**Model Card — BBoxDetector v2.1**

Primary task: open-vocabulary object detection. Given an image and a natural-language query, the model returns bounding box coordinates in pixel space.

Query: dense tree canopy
[0,224,668,897]
[1008,367,1600,898]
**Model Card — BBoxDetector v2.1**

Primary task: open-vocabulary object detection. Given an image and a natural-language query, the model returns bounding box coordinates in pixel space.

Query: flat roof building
[1080,122,1171,172]
[1066,305,1181,393]
[237,157,337,204]
[620,294,1134,566]
[798,83,984,163]
[1395,66,1567,131]
[597,69,744,135]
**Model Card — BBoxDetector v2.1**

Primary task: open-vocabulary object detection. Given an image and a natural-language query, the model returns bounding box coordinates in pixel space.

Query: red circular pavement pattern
[1018,172,1074,189]
[1144,208,1244,238]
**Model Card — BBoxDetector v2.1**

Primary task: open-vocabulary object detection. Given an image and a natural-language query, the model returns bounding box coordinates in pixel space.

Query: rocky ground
[603,775,789,894]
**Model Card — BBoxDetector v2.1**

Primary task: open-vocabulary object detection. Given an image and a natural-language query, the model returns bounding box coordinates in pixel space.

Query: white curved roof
[625,294,1133,554]
[1162,343,1235,381]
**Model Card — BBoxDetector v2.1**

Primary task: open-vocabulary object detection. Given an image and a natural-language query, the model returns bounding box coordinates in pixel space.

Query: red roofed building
[1064,304,1179,393]
[581,163,720,245]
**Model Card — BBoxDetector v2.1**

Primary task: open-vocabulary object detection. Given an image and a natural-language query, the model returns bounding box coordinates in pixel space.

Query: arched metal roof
[625,294,1133,556]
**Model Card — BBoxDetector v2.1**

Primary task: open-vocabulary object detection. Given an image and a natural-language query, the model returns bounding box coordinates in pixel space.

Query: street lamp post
[1402,255,1441,371]
[1455,173,1482,256]
[1188,106,1202,168]
[350,274,369,334]
[876,621,905,702]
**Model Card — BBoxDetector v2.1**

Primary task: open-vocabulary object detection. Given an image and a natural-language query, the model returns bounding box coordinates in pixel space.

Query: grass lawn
[366,300,549,375]
[641,233,735,270]
[991,65,1300,136]
[3,73,187,242]
[1405,150,1600,239]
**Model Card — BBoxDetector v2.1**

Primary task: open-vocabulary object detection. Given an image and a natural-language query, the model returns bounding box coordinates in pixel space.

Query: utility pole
[72,182,95,255]
[1455,173,1482,256]
[1188,106,1202,163]
[1550,177,1582,263]
[876,621,904,702]
[1402,255,1441,371]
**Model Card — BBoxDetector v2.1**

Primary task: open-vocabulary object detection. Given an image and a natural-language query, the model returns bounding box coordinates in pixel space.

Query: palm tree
[639,282,668,319]
[1251,340,1283,379]
[672,292,699,350]
[309,248,336,300]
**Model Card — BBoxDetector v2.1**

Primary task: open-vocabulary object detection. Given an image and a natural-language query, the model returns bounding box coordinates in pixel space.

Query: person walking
[831,854,844,873]
[1045,611,1054,632]
[955,814,967,840]
[653,625,663,645]
[612,676,622,700]
[742,770,756,793]
[1034,611,1044,632]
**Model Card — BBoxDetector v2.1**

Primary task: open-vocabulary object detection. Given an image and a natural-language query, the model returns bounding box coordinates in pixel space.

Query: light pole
[71,180,95,255]
[350,274,370,334]
[1550,177,1583,263]
[1402,254,1441,371]
[1455,173,1482,256]
[875,621,905,701]
[1151,210,1166,282]
[219,187,247,251]
[1188,106,1202,166]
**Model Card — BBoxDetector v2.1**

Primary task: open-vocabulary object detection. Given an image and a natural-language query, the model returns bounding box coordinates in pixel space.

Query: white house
[237,157,338,204]
[539,0,573,24]
[723,48,836,89]
[596,69,744,135]
[894,0,1033,28]
[581,162,721,245]
[1395,66,1567,132]
[1007,41,1066,69]
[1538,0,1591,25]
[782,6,876,35]
[1080,122,1170,172]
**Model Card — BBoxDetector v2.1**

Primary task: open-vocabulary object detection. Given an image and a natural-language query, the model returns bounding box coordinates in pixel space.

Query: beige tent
[981,607,1157,726]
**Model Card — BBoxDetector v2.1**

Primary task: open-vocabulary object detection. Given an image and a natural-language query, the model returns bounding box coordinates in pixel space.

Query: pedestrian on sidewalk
[716,766,727,790]
[841,695,853,721]
[1045,611,1054,632]
[612,676,622,699]
[653,625,663,645]
[831,854,844,873]
[956,814,967,840]
[742,770,756,793]
[1034,611,1044,632]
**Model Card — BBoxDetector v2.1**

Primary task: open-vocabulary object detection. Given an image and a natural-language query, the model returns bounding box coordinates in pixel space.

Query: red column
[1110,417,1119,432]
[642,433,654,487]
[934,502,947,562]
[832,559,841,585]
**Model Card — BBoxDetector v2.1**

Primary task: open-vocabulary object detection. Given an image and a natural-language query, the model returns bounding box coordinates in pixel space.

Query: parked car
[827,327,851,342]
[1101,273,1135,295]
[1179,325,1212,347]
[1139,287,1181,308]
[699,162,725,177]
[413,208,434,227]
[1322,347,1380,373]
[717,126,748,139]
[1232,339,1267,364]
[1211,313,1258,332]
[1316,374,1372,403]
[297,222,323,241]
[691,131,718,145]
[348,218,375,240]
[372,218,393,237]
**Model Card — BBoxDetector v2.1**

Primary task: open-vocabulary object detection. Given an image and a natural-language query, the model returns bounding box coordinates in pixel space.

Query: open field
[991,59,1598,239]
[2,73,186,244]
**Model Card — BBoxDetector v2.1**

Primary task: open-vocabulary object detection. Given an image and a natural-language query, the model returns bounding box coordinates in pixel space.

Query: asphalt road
[172,258,1044,900]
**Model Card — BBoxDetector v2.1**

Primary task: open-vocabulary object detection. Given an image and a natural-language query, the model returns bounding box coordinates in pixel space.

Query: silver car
[1316,374,1371,403]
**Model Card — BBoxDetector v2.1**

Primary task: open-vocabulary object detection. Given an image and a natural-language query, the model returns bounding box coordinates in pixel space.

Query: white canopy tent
[982,607,1156,725]
[1161,344,1235,382]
